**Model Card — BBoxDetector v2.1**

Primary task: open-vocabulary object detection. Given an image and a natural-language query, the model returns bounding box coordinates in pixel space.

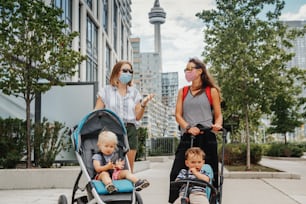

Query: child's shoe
[105,183,118,194]
[135,179,150,191]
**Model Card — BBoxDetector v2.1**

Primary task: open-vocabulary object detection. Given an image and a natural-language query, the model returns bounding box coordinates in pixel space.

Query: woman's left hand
[212,124,222,132]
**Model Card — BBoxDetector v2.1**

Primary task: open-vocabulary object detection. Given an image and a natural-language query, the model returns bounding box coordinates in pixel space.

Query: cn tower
[148,0,166,56]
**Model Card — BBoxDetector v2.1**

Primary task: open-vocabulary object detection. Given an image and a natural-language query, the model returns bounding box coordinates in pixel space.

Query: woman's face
[118,63,133,84]
[184,62,202,82]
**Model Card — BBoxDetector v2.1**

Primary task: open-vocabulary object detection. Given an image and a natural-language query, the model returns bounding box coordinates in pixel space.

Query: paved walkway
[0,157,306,204]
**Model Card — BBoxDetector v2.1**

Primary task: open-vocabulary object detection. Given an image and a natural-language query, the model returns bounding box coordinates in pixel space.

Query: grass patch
[225,164,281,172]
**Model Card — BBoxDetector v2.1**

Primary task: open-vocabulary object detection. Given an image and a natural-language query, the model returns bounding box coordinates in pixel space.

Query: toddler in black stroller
[58,109,149,204]
[170,127,227,204]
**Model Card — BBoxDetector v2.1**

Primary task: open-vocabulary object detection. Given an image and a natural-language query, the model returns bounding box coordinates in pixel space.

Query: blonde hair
[97,130,118,146]
[185,147,206,160]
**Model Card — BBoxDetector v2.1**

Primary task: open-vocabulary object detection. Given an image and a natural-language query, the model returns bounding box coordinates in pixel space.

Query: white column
[71,0,80,82]
[79,4,87,82]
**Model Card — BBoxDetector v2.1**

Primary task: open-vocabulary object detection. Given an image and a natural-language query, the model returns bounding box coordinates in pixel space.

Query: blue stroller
[58,109,143,204]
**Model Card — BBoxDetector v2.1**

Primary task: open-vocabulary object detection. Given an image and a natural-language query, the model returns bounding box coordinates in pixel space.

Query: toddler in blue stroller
[58,109,148,204]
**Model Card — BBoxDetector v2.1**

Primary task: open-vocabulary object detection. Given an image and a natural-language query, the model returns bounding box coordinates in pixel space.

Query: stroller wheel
[135,192,143,204]
[58,194,68,204]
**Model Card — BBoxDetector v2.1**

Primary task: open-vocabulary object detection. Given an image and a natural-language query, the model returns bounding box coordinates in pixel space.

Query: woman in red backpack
[169,58,223,203]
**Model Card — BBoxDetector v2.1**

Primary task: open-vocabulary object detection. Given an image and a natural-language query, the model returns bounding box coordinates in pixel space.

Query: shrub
[220,143,263,165]
[0,118,26,168]
[33,118,71,168]
[265,143,303,157]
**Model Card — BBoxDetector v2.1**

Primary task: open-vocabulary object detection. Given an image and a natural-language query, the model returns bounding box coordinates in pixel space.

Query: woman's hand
[212,124,222,132]
[141,93,154,107]
[187,126,201,136]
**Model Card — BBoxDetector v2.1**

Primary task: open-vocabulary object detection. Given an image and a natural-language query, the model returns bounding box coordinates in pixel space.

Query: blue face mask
[119,73,132,84]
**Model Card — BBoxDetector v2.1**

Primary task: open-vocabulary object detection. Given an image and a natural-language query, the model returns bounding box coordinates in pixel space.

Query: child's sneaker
[135,179,150,191]
[105,183,118,194]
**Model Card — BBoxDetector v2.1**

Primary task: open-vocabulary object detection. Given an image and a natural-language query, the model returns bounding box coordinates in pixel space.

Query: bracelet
[141,103,146,108]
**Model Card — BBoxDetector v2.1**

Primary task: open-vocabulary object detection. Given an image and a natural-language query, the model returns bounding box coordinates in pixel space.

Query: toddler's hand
[115,159,125,169]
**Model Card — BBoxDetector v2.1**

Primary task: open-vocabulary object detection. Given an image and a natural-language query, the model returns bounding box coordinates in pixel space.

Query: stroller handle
[170,179,217,193]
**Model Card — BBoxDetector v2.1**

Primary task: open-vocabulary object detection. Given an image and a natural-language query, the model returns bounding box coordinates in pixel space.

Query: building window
[105,44,111,82]
[86,17,98,81]
[86,17,98,59]
[54,0,72,33]
[86,0,92,10]
[86,58,97,81]
[113,1,118,52]
[102,0,108,33]
[121,22,124,58]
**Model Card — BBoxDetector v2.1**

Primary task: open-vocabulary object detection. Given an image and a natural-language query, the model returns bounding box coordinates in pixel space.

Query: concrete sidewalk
[0,157,306,204]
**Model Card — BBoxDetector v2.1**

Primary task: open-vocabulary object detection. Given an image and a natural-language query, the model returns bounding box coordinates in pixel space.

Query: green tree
[268,91,303,144]
[0,0,86,168]
[136,127,148,160]
[196,0,306,169]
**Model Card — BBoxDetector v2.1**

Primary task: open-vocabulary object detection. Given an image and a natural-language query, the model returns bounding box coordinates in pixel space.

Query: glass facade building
[54,0,133,87]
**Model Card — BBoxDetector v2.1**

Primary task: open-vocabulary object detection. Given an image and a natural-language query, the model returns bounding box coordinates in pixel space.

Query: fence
[146,137,178,156]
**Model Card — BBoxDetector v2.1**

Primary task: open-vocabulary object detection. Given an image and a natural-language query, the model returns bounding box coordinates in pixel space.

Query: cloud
[280,4,306,20]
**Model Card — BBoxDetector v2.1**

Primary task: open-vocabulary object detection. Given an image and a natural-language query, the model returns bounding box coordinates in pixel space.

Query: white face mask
[119,73,132,84]
[185,69,197,82]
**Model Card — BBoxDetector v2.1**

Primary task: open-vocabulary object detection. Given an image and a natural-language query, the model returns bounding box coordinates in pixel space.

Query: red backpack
[182,86,212,105]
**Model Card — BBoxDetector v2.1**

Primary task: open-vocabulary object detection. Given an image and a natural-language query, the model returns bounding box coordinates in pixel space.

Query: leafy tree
[0,0,86,168]
[33,118,71,168]
[268,90,303,144]
[136,127,148,160]
[196,0,306,169]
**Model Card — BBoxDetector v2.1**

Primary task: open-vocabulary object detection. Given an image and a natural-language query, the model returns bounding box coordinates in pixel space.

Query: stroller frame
[58,109,143,204]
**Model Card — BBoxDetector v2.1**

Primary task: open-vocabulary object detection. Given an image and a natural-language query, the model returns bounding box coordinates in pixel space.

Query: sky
[130,0,306,88]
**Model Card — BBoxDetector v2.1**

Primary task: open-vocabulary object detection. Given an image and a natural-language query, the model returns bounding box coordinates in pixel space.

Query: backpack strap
[182,86,189,101]
[182,85,212,105]
[205,86,212,105]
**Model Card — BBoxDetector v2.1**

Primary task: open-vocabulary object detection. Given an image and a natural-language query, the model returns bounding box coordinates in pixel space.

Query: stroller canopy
[73,109,129,153]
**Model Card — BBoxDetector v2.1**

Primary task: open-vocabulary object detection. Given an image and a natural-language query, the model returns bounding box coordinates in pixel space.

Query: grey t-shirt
[181,90,213,134]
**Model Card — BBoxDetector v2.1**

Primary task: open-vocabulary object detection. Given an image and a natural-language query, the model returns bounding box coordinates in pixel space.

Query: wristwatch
[185,125,191,132]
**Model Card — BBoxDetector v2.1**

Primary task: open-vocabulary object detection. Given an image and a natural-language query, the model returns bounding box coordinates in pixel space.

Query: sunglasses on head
[121,69,133,74]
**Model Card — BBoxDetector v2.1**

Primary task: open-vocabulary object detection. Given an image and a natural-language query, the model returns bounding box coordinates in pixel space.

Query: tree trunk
[245,106,251,170]
[26,96,32,168]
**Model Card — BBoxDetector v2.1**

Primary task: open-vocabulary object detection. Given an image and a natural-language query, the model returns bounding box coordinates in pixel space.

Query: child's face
[98,140,116,155]
[185,154,205,171]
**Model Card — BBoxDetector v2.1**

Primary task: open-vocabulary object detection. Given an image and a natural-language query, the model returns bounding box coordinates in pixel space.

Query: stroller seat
[91,179,134,195]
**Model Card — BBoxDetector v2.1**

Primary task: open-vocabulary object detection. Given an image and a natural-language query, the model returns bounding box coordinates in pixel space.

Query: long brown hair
[109,60,133,86]
[188,58,221,99]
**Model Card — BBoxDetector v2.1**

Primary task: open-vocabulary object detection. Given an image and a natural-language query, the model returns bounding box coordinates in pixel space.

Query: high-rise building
[54,0,133,87]
[130,1,179,138]
[280,20,306,140]
[162,72,178,107]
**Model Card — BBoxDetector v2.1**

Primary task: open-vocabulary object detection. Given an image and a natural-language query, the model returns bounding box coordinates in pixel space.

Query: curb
[224,171,300,179]
[0,160,150,190]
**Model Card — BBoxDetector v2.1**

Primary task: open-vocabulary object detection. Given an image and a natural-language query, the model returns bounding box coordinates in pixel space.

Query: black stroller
[58,109,143,204]
[170,127,227,204]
